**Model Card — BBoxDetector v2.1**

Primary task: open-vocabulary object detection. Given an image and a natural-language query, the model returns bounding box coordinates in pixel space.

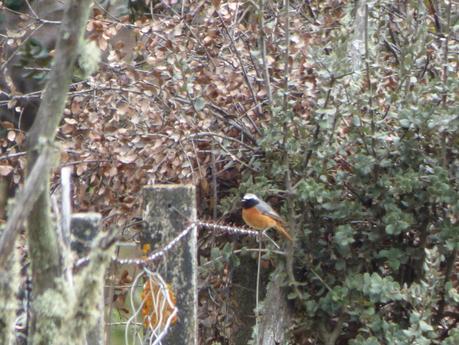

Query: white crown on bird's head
[242,193,259,202]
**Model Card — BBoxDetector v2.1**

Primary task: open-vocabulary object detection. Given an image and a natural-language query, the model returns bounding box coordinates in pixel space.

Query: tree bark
[259,271,293,345]
[0,246,19,345]
[24,1,93,344]
[0,147,57,269]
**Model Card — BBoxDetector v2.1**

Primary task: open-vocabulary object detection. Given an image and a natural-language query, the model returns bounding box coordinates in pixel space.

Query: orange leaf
[142,278,177,329]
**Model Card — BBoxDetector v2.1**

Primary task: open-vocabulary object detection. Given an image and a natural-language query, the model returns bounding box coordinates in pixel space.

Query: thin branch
[188,131,257,152]
[207,102,260,140]
[255,232,263,345]
[0,22,45,72]
[282,0,290,113]
[441,0,452,170]
[258,0,272,105]
[280,0,303,305]
[304,0,317,23]
[0,151,27,161]
[364,2,377,159]
[325,312,345,345]
[201,247,286,266]
[293,77,335,189]
[60,159,110,167]
[217,12,262,116]
[435,248,457,324]
[210,141,218,220]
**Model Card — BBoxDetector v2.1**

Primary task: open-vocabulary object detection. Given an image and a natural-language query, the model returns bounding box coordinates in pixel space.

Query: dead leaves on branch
[1,1,315,227]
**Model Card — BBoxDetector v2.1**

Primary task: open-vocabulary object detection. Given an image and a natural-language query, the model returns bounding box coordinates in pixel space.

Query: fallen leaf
[0,165,14,176]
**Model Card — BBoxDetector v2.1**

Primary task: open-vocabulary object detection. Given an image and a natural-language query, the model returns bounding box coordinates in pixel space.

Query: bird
[241,193,293,241]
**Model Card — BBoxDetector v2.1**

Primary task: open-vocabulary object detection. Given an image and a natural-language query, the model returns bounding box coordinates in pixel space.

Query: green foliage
[209,242,240,271]
[442,328,459,345]
[15,38,52,83]
[75,39,101,80]
[4,0,25,11]
[238,1,458,344]
[14,37,101,85]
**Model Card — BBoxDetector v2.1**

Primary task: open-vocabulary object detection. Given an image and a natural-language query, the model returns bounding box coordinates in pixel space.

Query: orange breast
[242,207,278,230]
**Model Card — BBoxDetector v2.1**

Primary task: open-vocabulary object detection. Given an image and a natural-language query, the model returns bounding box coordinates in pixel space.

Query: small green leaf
[194,97,206,111]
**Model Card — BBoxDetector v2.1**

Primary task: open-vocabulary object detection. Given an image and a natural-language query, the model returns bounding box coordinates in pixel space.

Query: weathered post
[71,213,102,256]
[142,184,197,345]
[70,213,103,345]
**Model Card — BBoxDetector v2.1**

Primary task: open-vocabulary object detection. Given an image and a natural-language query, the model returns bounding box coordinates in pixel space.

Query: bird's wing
[256,199,286,225]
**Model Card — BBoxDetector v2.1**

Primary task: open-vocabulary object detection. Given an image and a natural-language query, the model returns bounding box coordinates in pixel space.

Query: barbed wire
[112,221,259,266]
[114,223,195,266]
[198,221,259,237]
[74,221,260,270]
[113,222,259,345]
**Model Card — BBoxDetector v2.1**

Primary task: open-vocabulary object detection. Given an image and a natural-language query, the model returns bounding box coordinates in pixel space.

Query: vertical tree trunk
[259,269,293,345]
[0,247,19,345]
[24,1,93,344]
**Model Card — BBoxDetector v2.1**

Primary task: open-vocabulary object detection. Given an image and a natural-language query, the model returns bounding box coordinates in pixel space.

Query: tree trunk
[0,247,19,345]
[23,1,93,344]
[259,271,293,345]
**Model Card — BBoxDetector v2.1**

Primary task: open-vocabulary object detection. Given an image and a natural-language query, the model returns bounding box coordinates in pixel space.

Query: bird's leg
[255,228,267,345]
[261,231,280,249]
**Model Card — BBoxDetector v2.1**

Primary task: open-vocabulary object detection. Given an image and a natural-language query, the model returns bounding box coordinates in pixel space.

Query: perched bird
[241,193,293,241]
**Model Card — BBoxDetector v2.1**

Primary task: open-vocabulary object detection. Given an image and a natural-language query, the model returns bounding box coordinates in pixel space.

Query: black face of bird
[241,193,260,209]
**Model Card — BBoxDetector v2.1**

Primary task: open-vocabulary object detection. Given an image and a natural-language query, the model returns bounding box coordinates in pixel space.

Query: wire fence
[106,221,261,345]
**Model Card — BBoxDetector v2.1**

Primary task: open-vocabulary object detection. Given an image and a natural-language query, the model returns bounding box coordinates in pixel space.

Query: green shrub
[240,1,458,343]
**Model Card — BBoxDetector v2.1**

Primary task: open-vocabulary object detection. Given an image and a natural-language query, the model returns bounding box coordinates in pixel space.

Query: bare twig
[436,248,456,324]
[282,0,290,113]
[258,0,273,105]
[255,231,263,345]
[0,22,45,72]
[60,159,110,167]
[210,141,218,219]
[22,0,61,24]
[187,132,260,172]
[441,0,452,170]
[217,12,262,116]
[304,0,317,23]
[207,102,260,140]
[0,151,27,161]
[202,247,286,266]
[320,311,345,345]
[188,131,257,152]
[293,78,335,190]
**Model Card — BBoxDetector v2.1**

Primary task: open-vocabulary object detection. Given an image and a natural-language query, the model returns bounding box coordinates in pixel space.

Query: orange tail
[274,222,293,241]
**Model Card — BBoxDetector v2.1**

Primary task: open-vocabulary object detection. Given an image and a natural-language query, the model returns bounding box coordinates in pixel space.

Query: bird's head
[241,193,260,209]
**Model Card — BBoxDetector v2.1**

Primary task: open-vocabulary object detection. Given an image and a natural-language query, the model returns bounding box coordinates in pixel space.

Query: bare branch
[259,0,272,105]
[217,12,262,117]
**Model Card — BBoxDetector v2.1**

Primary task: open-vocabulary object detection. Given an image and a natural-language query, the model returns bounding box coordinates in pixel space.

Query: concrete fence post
[142,184,198,345]
[70,212,103,345]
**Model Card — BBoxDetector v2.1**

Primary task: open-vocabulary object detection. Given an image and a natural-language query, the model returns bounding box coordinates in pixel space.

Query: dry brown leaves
[5,1,311,227]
